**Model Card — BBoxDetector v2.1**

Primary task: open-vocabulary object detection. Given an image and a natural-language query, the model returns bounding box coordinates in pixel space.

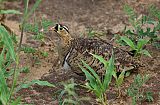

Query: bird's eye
[59,27,63,30]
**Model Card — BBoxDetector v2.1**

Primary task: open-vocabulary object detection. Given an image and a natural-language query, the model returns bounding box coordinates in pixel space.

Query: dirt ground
[2,0,160,105]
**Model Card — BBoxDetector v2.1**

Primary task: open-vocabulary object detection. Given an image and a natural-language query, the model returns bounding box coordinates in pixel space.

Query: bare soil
[2,0,160,105]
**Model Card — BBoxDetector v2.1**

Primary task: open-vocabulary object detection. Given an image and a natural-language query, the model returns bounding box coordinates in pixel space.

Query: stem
[8,18,26,105]
[18,22,25,52]
[7,64,18,105]
[101,94,107,105]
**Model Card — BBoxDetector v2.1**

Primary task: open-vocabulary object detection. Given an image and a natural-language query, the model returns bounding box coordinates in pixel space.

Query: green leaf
[0,25,16,61]
[91,53,108,68]
[11,97,21,105]
[112,71,117,79]
[116,70,125,87]
[125,71,131,77]
[121,36,135,50]
[0,68,10,105]
[81,60,102,87]
[137,39,149,51]
[103,55,114,90]
[79,63,102,98]
[0,10,22,14]
[140,50,152,57]
[16,80,55,92]
[26,0,42,20]
[78,64,96,89]
[0,47,5,67]
[123,5,136,19]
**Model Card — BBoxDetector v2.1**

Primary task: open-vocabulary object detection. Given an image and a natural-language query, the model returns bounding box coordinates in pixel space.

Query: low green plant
[79,53,114,105]
[58,78,89,105]
[126,74,150,105]
[0,0,56,105]
[0,0,21,15]
[20,66,30,73]
[120,36,151,57]
[0,24,18,105]
[145,91,153,102]
[21,46,49,62]
[0,10,21,15]
[112,70,125,98]
[86,28,104,38]
[16,80,55,92]
[86,28,97,38]
[116,4,160,52]
[41,51,48,57]
[23,17,53,42]
[21,46,36,54]
[0,25,54,105]
[123,5,159,42]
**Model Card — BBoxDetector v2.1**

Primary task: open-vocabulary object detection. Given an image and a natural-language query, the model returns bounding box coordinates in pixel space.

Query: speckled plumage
[51,24,140,76]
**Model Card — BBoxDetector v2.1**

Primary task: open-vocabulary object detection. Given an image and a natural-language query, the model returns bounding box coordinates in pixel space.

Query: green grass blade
[103,55,114,90]
[23,0,29,20]
[78,64,96,88]
[11,97,21,105]
[0,68,10,105]
[16,80,55,92]
[91,53,108,68]
[116,70,125,87]
[26,0,42,19]
[121,36,136,50]
[81,60,102,87]
[0,25,16,61]
[0,10,22,14]
[137,39,149,51]
[123,4,136,18]
[0,47,5,67]
[79,64,102,98]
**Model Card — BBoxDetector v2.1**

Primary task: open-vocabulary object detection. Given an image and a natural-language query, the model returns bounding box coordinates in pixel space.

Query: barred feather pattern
[62,38,140,76]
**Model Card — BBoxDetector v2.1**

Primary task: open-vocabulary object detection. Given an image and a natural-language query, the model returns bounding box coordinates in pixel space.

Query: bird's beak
[49,26,57,32]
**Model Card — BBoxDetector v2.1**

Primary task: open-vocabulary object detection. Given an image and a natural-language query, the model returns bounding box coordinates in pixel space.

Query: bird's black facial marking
[54,24,59,32]
[63,26,69,33]
[54,23,69,33]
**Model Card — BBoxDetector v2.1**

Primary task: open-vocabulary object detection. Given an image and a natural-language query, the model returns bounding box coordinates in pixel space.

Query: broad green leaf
[81,60,103,88]
[137,39,149,51]
[103,55,114,90]
[16,80,55,92]
[79,64,102,98]
[78,64,96,89]
[121,36,135,50]
[0,10,22,14]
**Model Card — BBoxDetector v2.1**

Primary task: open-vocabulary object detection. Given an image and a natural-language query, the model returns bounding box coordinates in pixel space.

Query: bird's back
[62,38,139,76]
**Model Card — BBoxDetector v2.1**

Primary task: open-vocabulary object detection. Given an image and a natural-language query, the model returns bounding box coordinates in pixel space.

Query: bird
[50,23,140,76]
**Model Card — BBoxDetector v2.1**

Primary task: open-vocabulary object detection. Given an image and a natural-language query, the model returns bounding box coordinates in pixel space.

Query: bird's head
[49,23,72,47]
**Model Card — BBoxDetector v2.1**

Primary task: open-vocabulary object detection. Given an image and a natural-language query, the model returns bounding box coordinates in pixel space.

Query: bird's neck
[61,33,73,47]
